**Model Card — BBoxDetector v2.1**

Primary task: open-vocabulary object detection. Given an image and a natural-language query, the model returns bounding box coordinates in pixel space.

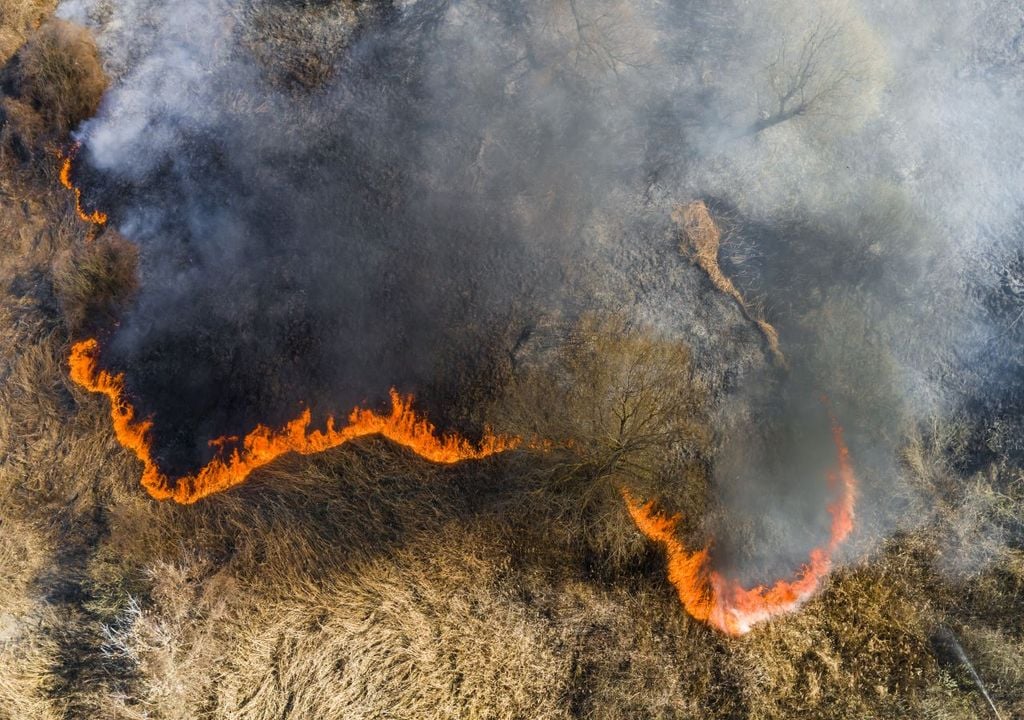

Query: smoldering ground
[58,0,1023,570]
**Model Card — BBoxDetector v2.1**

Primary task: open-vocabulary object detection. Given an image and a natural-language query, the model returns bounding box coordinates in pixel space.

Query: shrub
[0,96,44,164]
[0,0,55,65]
[488,315,713,571]
[51,229,138,333]
[12,19,106,136]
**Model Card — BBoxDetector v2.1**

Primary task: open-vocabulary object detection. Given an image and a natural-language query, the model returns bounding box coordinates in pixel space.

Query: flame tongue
[69,338,519,504]
[624,420,857,636]
[58,145,108,225]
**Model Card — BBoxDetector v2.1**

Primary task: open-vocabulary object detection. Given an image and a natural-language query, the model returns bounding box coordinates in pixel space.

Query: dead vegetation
[0,0,54,66]
[52,229,137,333]
[673,200,786,366]
[240,0,359,93]
[1,17,107,171]
[0,95,44,163]
[6,19,107,137]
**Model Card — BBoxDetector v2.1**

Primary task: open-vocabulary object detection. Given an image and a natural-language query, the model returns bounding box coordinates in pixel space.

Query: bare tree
[532,0,654,78]
[563,0,647,75]
[746,13,879,135]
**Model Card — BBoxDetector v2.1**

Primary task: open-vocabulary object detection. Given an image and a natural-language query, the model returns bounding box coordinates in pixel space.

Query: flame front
[69,338,520,504]
[623,420,856,636]
[58,145,108,225]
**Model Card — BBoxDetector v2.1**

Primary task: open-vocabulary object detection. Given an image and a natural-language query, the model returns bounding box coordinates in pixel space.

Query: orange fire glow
[58,145,108,225]
[69,338,520,504]
[623,419,856,635]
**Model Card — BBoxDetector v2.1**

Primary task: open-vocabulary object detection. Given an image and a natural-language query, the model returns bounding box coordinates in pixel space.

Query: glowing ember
[623,418,856,635]
[69,338,520,504]
[57,144,108,225]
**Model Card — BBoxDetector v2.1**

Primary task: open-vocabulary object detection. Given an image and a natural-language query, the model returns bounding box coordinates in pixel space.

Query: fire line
[622,418,856,636]
[69,338,520,504]
[57,144,108,226]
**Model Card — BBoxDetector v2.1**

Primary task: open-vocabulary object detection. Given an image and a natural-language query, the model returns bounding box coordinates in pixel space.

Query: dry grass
[0,608,64,720]
[673,200,786,366]
[0,496,61,719]
[51,229,138,334]
[0,255,1014,719]
[0,0,54,65]
[64,445,1020,719]
[9,19,107,137]
[0,96,44,163]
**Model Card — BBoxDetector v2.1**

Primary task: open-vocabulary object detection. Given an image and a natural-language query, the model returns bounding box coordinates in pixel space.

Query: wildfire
[623,418,856,635]
[69,338,520,504]
[57,144,108,225]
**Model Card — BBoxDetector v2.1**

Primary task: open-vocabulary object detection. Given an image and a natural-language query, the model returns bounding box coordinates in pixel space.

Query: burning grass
[56,145,106,225]
[622,417,855,636]
[0,158,1018,715]
[68,337,520,504]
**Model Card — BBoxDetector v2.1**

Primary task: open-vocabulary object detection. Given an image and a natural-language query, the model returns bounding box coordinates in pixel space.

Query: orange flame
[57,145,108,225]
[69,338,520,504]
[623,419,856,636]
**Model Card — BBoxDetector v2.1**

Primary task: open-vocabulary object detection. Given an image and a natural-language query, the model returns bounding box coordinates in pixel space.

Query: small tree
[746,7,887,136]
[525,0,655,79]
[489,315,712,570]
[13,19,108,136]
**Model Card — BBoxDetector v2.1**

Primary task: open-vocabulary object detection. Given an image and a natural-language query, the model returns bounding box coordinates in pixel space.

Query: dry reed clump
[0,96,44,164]
[673,200,786,367]
[67,436,732,719]
[96,556,235,720]
[212,530,573,719]
[717,427,1024,718]
[0,160,143,717]
[10,19,107,137]
[730,562,943,718]
[72,430,1021,720]
[955,614,1024,719]
[0,511,61,720]
[895,427,1024,716]
[51,229,138,333]
[0,0,55,65]
[0,607,64,720]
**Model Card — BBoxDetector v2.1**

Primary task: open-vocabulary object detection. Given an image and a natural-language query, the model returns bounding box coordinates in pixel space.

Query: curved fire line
[57,143,108,226]
[69,338,520,504]
[57,146,519,504]
[622,417,857,636]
